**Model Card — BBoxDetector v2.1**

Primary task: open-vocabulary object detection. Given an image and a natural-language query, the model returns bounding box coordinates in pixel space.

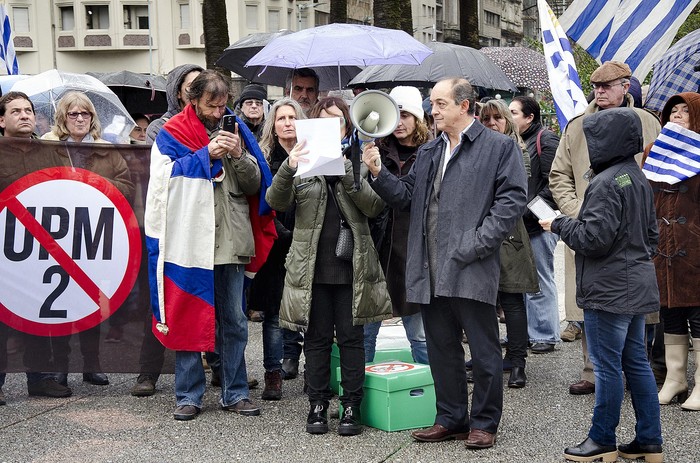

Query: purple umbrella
[246,24,433,89]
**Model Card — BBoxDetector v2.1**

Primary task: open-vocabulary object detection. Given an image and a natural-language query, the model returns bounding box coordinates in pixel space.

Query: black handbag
[328,182,353,261]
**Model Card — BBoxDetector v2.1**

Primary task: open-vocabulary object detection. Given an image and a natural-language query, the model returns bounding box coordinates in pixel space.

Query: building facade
[7,0,549,77]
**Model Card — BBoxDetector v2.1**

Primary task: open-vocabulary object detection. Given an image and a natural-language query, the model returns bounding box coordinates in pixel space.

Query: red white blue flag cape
[145,104,275,352]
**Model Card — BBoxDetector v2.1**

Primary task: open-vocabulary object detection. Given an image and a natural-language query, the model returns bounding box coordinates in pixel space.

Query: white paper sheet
[293,117,346,179]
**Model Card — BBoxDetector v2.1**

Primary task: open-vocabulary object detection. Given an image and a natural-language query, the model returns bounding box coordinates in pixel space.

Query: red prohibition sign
[0,167,141,336]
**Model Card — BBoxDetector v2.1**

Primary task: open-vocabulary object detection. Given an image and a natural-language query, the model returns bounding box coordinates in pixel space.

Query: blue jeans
[262,312,283,372]
[584,310,662,446]
[175,264,249,408]
[525,232,560,345]
[282,328,303,360]
[363,312,428,364]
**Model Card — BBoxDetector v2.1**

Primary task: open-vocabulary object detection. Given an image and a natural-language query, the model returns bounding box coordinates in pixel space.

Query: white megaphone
[350,90,400,142]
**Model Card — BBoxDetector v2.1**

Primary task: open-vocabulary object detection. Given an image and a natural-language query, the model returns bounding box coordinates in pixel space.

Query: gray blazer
[371,120,528,306]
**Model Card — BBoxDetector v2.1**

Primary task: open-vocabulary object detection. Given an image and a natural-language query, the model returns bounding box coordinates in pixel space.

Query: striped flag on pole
[0,5,19,75]
[559,0,700,80]
[538,0,588,131]
[643,122,700,185]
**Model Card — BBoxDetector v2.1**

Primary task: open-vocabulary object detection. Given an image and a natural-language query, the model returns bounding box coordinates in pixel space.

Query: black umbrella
[86,70,167,116]
[348,41,517,92]
[216,30,361,91]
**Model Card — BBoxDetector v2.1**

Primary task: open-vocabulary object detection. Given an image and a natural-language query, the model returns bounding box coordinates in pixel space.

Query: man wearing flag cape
[550,61,661,397]
[145,70,276,421]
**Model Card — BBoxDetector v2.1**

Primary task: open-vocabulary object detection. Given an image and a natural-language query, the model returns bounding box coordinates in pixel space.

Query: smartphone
[527,196,558,221]
[221,114,236,133]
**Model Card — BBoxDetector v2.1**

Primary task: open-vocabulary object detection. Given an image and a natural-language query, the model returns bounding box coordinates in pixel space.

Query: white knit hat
[389,86,424,121]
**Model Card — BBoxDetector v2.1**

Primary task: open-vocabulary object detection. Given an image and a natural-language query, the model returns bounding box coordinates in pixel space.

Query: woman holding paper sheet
[643,92,700,411]
[266,96,391,436]
[477,99,539,388]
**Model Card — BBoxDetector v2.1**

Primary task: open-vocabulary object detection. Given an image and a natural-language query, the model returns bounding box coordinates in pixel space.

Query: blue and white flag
[0,5,19,75]
[560,0,700,80]
[643,122,700,185]
[538,0,588,131]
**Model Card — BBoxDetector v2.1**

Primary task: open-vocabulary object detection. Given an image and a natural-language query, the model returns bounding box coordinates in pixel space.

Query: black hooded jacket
[552,108,660,314]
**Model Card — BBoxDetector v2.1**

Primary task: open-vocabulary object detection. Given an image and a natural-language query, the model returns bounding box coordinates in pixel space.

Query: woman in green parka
[265,96,392,437]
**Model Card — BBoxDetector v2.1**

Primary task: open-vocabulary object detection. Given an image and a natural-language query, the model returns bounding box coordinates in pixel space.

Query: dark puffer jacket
[643,92,700,309]
[552,108,659,315]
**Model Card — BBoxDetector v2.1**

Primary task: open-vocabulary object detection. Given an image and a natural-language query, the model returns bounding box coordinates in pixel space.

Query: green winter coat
[265,158,392,332]
[499,141,539,294]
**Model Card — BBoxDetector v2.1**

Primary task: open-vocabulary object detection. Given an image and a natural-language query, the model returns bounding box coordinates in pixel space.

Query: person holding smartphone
[145,70,275,421]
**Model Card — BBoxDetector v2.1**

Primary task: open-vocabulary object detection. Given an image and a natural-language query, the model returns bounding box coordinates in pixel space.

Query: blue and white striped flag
[538,0,588,131]
[643,122,700,185]
[560,0,700,80]
[0,5,19,75]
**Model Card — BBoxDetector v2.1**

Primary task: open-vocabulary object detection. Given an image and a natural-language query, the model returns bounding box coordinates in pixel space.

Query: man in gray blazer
[363,78,527,450]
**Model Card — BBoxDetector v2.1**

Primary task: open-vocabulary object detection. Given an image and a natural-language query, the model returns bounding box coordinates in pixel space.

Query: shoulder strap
[536,129,544,157]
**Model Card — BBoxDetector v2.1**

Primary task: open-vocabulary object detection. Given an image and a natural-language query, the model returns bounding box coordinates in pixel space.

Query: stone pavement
[1,244,697,462]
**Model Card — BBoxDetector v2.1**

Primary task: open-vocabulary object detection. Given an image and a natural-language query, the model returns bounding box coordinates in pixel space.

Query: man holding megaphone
[363,78,528,451]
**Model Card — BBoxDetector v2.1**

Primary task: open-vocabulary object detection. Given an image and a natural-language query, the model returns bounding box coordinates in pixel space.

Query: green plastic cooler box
[340,361,436,432]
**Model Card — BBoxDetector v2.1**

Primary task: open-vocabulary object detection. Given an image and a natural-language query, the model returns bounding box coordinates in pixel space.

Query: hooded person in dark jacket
[541,108,662,463]
[145,64,203,144]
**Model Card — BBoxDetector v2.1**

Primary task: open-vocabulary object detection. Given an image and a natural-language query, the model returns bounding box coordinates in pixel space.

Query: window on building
[268,9,280,32]
[288,9,293,30]
[485,11,500,28]
[59,6,74,31]
[85,5,110,30]
[246,5,258,30]
[12,7,30,34]
[315,11,329,26]
[179,2,190,29]
[124,5,149,30]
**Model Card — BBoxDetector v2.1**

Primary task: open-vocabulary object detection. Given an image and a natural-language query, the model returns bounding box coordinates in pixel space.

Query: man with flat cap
[550,60,661,398]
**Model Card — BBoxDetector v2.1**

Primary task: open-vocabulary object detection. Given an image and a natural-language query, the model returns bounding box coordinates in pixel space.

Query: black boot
[306,403,328,434]
[507,366,527,388]
[564,437,617,462]
[338,405,362,436]
[618,440,663,463]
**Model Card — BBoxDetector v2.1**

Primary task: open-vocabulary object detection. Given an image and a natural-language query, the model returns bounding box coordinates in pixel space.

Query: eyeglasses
[67,111,92,120]
[591,81,624,91]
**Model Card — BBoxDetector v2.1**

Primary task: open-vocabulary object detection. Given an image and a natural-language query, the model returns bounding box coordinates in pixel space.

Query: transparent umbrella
[10,69,136,143]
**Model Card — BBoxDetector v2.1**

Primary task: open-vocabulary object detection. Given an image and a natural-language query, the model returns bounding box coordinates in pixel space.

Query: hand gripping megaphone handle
[351,91,400,170]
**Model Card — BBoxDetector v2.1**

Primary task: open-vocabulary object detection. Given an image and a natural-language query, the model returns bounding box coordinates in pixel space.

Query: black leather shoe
[306,403,328,434]
[83,373,109,386]
[618,440,663,463]
[531,343,555,354]
[338,406,362,436]
[282,358,299,380]
[507,366,527,388]
[564,437,617,462]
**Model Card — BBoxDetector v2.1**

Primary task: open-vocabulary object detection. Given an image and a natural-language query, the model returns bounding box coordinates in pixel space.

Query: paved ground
[1,244,697,463]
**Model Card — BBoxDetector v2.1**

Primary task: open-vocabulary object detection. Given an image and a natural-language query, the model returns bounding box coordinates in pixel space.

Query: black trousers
[304,283,364,407]
[422,297,503,434]
[500,291,528,368]
[661,306,700,338]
